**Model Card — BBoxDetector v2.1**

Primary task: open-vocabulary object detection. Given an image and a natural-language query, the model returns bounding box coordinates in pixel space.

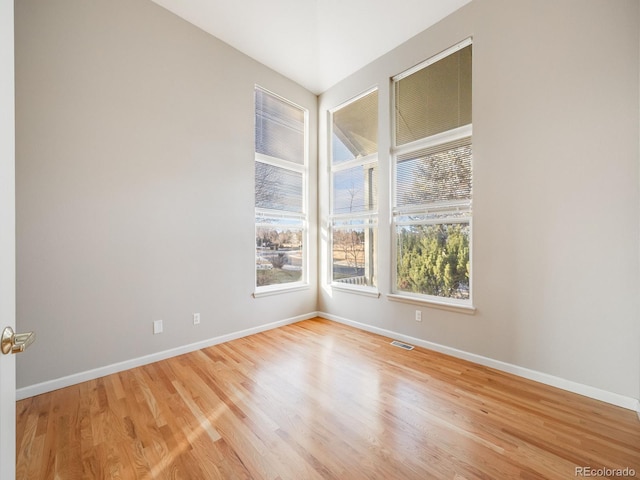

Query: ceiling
[149,0,471,94]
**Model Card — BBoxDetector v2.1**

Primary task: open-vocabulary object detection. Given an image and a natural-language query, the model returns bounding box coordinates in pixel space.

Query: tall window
[254,87,308,291]
[330,89,378,289]
[392,40,472,305]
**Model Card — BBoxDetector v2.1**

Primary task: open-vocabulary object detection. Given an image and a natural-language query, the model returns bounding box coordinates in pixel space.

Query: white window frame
[329,88,379,296]
[253,86,309,297]
[389,39,475,311]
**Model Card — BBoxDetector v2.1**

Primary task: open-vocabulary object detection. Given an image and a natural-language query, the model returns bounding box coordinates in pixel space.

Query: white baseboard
[319,312,640,413]
[16,312,318,401]
[17,311,640,416]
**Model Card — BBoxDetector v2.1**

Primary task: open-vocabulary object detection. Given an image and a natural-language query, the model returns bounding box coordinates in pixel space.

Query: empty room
[1,0,639,478]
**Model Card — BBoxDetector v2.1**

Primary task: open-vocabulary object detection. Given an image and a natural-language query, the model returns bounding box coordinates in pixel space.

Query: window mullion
[392,125,472,160]
[256,152,306,173]
[330,153,378,173]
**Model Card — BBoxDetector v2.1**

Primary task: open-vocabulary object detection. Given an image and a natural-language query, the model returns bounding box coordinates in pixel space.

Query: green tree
[397,224,469,299]
[396,141,471,299]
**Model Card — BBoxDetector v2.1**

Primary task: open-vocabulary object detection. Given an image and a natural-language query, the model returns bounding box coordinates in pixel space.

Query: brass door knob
[1,326,35,355]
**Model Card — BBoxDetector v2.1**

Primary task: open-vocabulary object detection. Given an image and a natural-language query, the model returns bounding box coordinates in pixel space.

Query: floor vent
[390,340,414,351]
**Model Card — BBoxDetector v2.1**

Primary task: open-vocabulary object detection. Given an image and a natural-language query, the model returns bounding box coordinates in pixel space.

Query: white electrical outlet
[415,310,422,322]
[153,319,163,334]
[193,313,201,325]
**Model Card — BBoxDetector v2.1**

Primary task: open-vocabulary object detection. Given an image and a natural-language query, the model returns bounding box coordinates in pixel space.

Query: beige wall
[15,0,318,388]
[319,0,640,400]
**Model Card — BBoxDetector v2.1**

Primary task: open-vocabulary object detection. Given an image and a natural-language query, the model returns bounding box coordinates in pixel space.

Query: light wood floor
[16,318,640,479]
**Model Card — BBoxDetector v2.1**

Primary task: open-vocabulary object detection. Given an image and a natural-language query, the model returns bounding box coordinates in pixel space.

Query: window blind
[332,90,378,164]
[395,45,472,146]
[255,89,305,164]
[332,165,377,214]
[396,137,472,209]
[255,162,303,213]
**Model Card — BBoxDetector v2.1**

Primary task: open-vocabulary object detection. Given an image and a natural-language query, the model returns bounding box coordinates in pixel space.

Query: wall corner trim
[318,312,640,413]
[16,311,319,400]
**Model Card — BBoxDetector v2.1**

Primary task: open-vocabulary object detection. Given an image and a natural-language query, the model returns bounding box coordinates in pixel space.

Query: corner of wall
[317,311,640,414]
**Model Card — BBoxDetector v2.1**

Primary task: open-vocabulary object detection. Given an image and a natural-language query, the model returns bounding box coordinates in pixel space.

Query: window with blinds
[254,87,307,291]
[255,89,305,164]
[392,39,473,305]
[330,89,378,289]
[395,44,472,146]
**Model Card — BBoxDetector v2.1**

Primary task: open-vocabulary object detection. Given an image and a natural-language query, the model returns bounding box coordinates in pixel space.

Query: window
[330,89,378,290]
[254,87,308,292]
[392,39,473,306]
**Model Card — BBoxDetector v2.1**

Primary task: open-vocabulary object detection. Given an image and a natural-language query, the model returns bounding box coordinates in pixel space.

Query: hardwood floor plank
[16,318,640,479]
[15,401,39,480]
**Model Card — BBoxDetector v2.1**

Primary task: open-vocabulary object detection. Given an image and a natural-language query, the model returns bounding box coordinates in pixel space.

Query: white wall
[319,0,640,401]
[15,0,317,388]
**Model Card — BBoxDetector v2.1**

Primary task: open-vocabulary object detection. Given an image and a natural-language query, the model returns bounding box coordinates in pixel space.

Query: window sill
[386,293,476,315]
[331,283,381,298]
[253,283,310,298]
